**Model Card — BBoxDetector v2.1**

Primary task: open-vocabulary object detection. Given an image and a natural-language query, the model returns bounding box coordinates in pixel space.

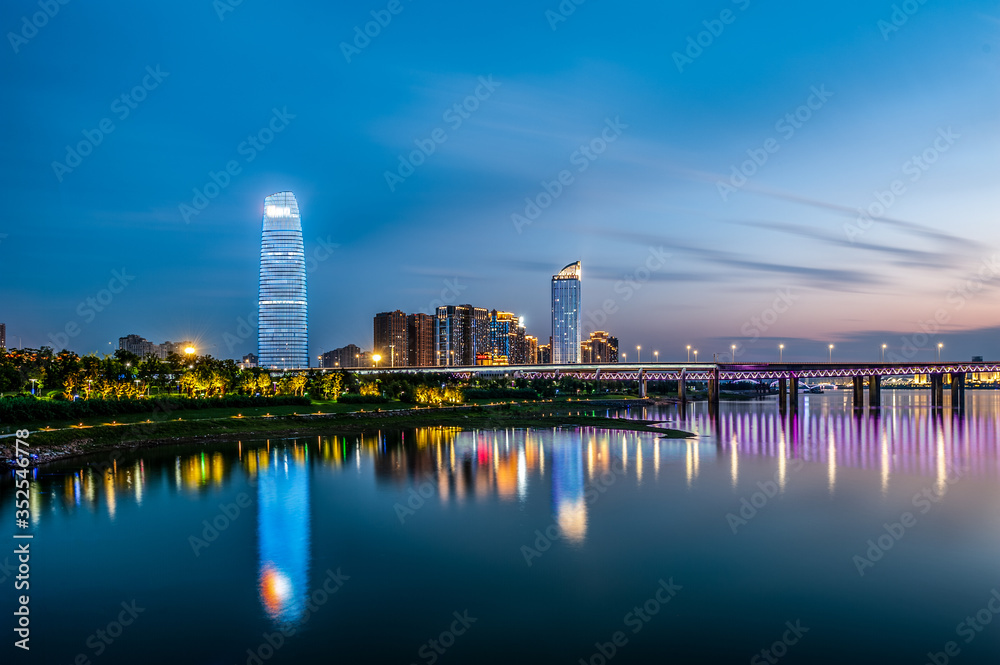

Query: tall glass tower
[551,261,581,364]
[258,191,308,369]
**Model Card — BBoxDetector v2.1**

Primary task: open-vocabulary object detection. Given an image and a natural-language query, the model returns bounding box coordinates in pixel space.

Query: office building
[374,310,408,367]
[258,191,309,369]
[551,261,581,364]
[321,344,364,368]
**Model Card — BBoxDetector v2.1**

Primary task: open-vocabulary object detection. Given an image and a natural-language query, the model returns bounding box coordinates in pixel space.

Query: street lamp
[937,342,943,362]
[881,344,887,363]
[622,352,627,363]
[654,350,659,363]
[731,345,736,362]
[636,345,641,363]
[29,378,37,395]
[779,344,785,363]
[693,350,698,362]
[828,344,834,363]
[372,354,382,368]
[686,345,691,362]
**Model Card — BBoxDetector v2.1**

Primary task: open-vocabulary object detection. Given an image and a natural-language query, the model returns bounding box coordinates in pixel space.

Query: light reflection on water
[7,390,1000,663]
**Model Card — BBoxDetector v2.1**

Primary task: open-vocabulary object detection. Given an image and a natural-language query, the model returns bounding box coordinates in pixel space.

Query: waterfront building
[321,344,364,368]
[551,262,581,364]
[407,313,435,367]
[537,344,552,364]
[588,331,619,363]
[525,335,538,364]
[374,310,408,367]
[257,191,308,369]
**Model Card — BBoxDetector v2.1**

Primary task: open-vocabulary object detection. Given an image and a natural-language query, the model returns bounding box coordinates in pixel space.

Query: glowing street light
[828,344,834,363]
[654,350,659,363]
[693,350,698,362]
[881,344,887,363]
[686,345,691,362]
[731,345,736,362]
[636,345,641,363]
[779,344,785,363]
[938,342,944,362]
[372,354,382,368]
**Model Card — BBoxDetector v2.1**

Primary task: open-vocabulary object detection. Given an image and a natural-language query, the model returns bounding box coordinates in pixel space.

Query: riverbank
[3,399,694,467]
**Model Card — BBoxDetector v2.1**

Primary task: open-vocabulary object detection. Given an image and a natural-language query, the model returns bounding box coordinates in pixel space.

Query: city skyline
[3,1,999,363]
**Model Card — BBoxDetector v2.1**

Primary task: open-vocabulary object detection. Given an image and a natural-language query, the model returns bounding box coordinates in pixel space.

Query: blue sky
[2,0,998,363]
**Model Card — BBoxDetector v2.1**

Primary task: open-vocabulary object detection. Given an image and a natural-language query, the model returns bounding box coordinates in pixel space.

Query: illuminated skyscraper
[257,192,308,369]
[551,261,581,364]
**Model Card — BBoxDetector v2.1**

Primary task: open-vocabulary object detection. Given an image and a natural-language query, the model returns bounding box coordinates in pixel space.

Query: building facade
[374,310,408,367]
[257,191,309,369]
[321,344,364,368]
[551,261,582,364]
[588,331,619,363]
[407,313,435,367]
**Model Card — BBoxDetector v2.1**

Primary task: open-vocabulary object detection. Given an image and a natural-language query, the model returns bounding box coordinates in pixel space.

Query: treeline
[0,395,310,425]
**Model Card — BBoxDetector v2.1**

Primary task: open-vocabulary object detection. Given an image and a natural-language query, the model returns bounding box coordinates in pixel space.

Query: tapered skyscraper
[551,261,581,364]
[258,192,308,369]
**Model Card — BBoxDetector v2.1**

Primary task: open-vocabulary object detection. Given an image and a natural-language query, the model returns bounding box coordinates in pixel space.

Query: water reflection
[251,443,311,626]
[14,392,1000,535]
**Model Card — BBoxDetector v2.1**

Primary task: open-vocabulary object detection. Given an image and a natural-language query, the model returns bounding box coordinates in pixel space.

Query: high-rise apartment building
[407,313,435,367]
[551,262,582,364]
[258,191,308,369]
[321,344,364,368]
[119,334,155,358]
[588,331,619,363]
[525,335,538,364]
[435,305,466,366]
[374,310,408,367]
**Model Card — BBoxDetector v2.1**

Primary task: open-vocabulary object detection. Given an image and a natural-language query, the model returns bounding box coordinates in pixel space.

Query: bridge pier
[678,370,686,403]
[950,372,966,413]
[708,367,720,413]
[930,373,945,408]
[868,375,881,411]
[638,369,647,399]
[778,378,788,414]
[788,375,799,414]
[852,376,864,410]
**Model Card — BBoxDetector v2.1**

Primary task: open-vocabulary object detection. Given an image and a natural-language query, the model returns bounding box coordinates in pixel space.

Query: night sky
[2,0,998,363]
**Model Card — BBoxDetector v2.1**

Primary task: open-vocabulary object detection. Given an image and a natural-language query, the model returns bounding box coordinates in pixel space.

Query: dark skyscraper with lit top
[257,192,308,369]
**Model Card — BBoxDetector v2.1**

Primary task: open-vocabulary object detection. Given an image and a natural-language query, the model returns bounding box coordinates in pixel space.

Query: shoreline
[3,399,695,468]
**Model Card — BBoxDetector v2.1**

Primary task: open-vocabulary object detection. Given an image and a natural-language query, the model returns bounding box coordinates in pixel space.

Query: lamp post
[693,350,698,362]
[731,345,736,362]
[622,352,627,363]
[828,344,834,363]
[29,378,37,395]
[881,344,887,363]
[686,345,691,362]
[779,344,785,363]
[636,346,641,363]
[937,343,943,362]
[654,350,659,363]
[373,354,382,368]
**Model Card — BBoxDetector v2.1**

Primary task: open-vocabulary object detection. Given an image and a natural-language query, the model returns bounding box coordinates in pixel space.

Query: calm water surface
[4,390,1000,664]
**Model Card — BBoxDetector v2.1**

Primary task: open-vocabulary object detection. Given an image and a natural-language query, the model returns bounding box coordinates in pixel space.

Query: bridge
[343,361,1000,413]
